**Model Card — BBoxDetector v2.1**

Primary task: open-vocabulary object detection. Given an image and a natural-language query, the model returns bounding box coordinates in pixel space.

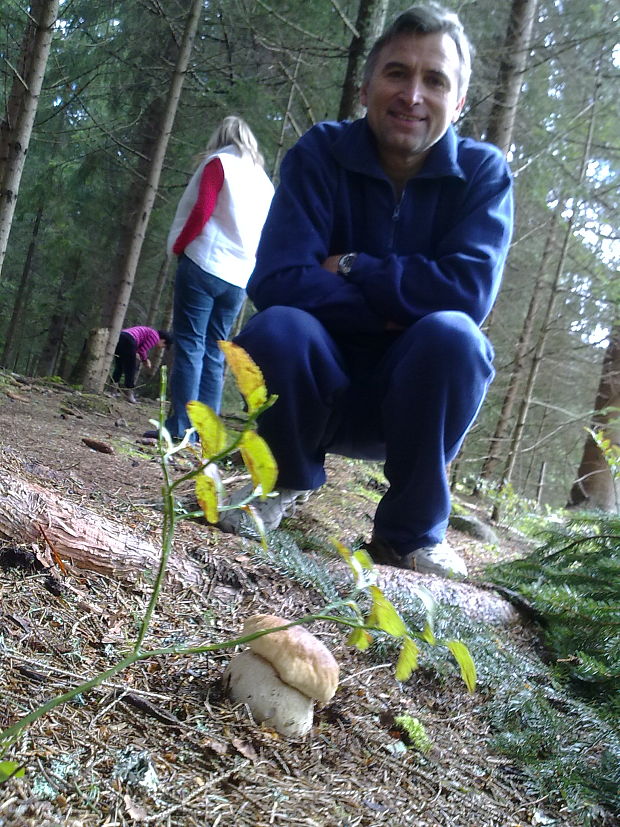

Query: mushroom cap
[243,614,339,704]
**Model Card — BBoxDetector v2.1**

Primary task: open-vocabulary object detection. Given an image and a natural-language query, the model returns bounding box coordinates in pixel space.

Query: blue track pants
[235,306,494,553]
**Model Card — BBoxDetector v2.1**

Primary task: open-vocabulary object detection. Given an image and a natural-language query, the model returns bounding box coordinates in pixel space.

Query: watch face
[339,253,356,274]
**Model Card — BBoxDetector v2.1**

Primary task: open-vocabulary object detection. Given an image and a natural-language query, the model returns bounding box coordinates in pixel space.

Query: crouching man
[220,4,513,578]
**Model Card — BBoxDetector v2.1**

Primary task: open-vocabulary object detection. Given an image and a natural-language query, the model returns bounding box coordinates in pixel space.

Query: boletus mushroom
[223,614,339,738]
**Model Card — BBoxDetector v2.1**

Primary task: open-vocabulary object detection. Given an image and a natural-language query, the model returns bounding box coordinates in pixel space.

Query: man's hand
[322,254,343,274]
[143,358,152,370]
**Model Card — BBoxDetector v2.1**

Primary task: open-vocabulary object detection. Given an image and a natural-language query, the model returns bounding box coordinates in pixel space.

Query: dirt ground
[0,373,579,826]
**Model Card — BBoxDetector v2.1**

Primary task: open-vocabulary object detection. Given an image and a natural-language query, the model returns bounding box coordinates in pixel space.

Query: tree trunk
[338,0,389,121]
[0,469,204,587]
[485,0,539,154]
[567,320,620,512]
[476,203,561,490]
[37,254,81,375]
[491,199,577,521]
[83,0,203,393]
[490,56,600,517]
[0,1,44,177]
[0,0,59,278]
[1,204,43,367]
[145,253,173,328]
[73,327,109,388]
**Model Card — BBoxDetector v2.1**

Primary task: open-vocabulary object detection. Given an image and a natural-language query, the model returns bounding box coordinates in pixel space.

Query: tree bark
[485,0,539,154]
[0,0,59,278]
[338,0,389,122]
[83,0,204,393]
[567,320,620,512]
[0,469,204,587]
[73,327,109,388]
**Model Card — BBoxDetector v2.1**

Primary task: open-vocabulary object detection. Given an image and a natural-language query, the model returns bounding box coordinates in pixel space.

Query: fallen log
[0,469,204,588]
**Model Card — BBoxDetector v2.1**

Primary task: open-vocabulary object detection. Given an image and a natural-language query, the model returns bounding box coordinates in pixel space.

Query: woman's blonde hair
[197,115,265,168]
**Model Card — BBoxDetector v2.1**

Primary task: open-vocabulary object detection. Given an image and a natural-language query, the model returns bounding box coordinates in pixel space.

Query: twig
[37,522,69,575]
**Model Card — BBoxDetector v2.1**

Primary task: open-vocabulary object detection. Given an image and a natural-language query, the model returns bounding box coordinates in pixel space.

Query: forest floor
[0,372,585,827]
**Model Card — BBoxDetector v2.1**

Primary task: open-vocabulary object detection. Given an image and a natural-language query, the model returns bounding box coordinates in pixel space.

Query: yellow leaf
[240,431,277,497]
[445,639,477,692]
[421,622,436,646]
[219,341,267,413]
[347,627,372,651]
[352,549,375,570]
[195,475,219,524]
[395,636,419,681]
[369,586,407,637]
[186,401,228,457]
[366,608,379,629]
[333,538,353,564]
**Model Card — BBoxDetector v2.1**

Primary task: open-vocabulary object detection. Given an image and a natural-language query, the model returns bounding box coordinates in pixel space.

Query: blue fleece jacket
[247,118,513,335]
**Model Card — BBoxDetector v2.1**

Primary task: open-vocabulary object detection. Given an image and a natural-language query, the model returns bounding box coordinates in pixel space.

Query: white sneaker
[365,535,467,579]
[413,543,468,579]
[218,483,312,536]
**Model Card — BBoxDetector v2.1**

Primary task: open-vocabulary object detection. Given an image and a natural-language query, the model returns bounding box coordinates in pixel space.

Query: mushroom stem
[223,650,314,737]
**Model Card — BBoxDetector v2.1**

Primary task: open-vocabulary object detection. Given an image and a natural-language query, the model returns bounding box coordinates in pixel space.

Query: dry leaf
[101,620,126,644]
[231,738,258,762]
[202,736,228,756]
[123,794,148,822]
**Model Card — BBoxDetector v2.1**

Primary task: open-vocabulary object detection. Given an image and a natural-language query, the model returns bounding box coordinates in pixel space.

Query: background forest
[0,0,618,514]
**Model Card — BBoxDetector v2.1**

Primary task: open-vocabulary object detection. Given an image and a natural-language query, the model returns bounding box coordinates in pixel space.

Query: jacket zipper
[390,195,403,250]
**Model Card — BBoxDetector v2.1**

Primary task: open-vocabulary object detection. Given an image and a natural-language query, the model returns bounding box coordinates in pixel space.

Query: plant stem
[133,366,177,653]
[0,610,361,751]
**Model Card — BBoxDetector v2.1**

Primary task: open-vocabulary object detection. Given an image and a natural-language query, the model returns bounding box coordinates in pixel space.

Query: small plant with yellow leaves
[0,343,475,768]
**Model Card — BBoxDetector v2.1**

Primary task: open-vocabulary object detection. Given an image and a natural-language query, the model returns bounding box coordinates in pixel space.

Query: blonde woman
[163,116,274,440]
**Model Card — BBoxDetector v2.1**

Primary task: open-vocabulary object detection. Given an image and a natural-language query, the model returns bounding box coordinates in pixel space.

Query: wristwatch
[337,252,358,276]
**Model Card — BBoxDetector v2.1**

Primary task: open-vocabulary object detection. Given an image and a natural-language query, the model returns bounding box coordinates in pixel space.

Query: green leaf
[445,639,477,692]
[368,586,407,637]
[0,761,25,782]
[186,401,228,457]
[395,636,419,681]
[240,431,278,496]
[219,341,267,413]
[332,540,376,588]
[195,474,219,524]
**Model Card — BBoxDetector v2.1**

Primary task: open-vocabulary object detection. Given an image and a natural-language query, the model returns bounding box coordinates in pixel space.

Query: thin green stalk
[1,355,453,759]
[1,610,360,752]
[133,367,177,652]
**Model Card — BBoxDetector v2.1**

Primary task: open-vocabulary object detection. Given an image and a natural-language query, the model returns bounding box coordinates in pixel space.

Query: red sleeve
[172,157,225,255]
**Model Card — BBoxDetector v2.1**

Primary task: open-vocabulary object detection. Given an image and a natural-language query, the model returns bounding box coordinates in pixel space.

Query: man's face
[361,32,466,177]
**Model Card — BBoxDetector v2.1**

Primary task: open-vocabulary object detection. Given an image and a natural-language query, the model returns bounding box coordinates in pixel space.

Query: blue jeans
[235,307,495,552]
[166,254,245,439]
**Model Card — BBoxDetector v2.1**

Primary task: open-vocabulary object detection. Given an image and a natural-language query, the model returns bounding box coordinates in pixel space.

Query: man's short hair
[363,3,473,96]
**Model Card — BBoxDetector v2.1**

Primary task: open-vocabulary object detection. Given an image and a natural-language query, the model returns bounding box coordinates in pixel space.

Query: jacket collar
[331,117,466,183]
